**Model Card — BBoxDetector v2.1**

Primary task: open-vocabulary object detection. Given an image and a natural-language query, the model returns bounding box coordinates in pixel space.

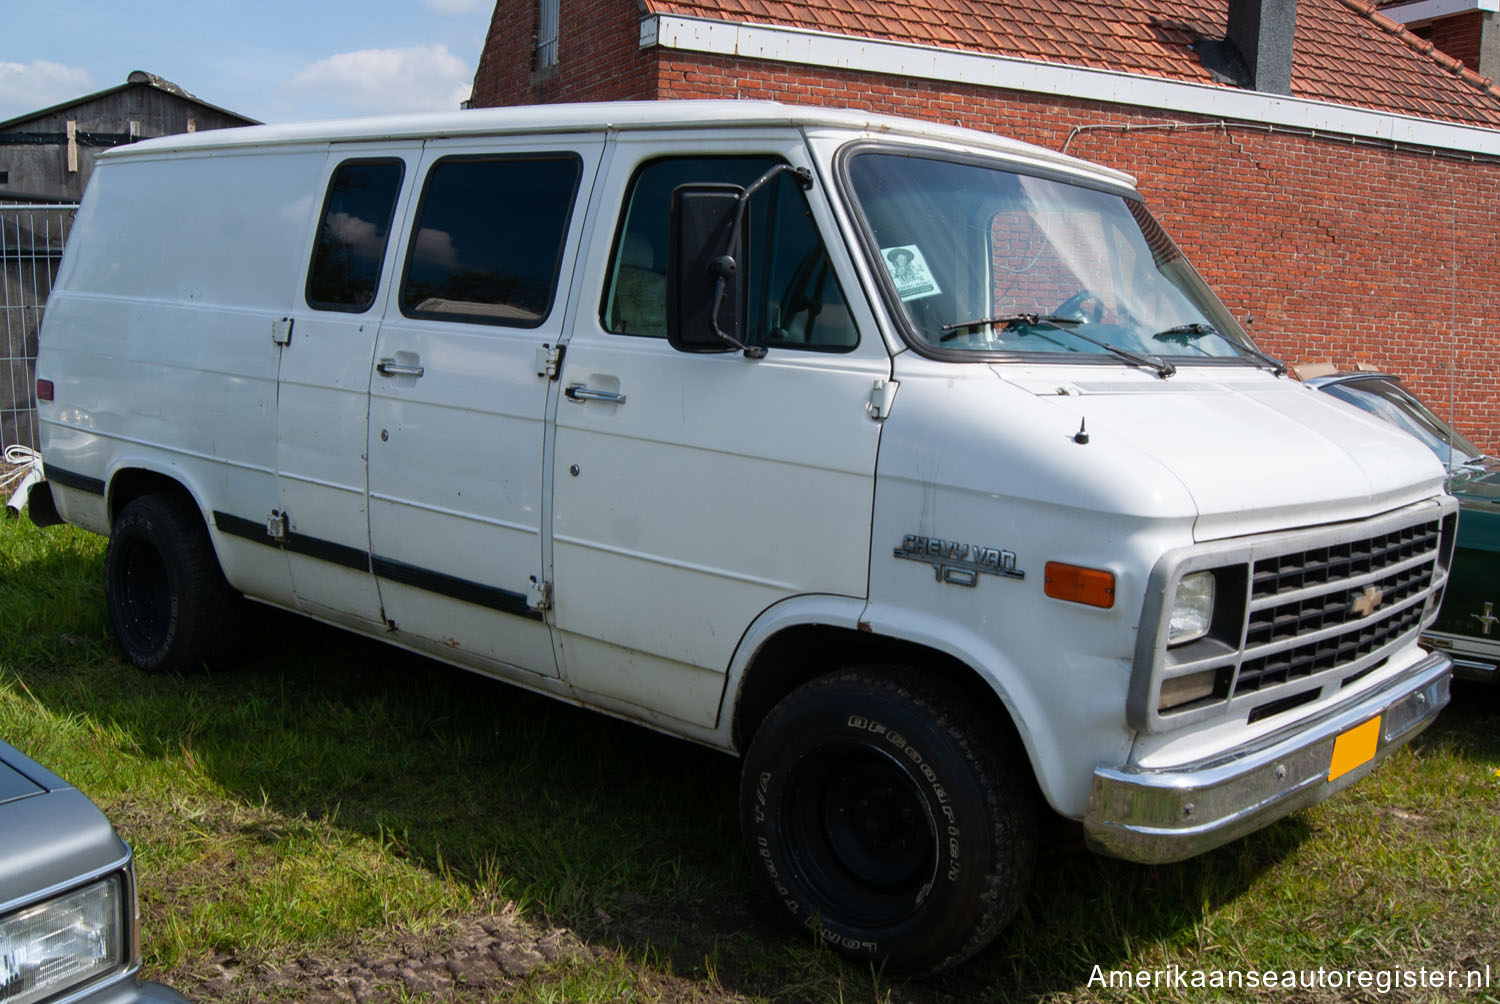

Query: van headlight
[0,876,125,1004]
[1167,570,1215,645]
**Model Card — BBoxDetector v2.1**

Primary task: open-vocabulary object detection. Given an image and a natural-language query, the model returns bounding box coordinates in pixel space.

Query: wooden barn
[1,72,255,447]
[0,70,256,204]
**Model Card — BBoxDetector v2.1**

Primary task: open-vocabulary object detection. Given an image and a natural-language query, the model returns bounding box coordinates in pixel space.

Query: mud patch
[172,908,584,1003]
[166,903,765,1004]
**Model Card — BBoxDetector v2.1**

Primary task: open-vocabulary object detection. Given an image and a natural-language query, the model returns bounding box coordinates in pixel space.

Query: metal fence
[1,204,76,449]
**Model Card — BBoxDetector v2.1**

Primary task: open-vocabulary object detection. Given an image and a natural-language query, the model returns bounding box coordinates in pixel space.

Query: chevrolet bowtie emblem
[1351,585,1385,618]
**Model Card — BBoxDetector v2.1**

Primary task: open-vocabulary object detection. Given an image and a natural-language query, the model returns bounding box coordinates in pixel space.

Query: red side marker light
[36,378,54,402]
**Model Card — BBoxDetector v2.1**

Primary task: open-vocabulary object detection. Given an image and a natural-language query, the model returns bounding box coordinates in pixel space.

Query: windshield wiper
[939,313,1081,341]
[1055,325,1176,379]
[1152,323,1287,376]
[942,313,1175,377]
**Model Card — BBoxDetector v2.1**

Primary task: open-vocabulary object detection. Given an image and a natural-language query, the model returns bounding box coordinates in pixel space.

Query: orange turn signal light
[1044,562,1115,608]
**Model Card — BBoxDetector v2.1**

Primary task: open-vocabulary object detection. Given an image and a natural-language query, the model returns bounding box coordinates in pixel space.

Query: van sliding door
[365,137,603,678]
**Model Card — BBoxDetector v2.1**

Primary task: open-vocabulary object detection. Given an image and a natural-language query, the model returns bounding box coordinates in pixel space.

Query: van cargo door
[275,145,421,630]
[365,136,603,678]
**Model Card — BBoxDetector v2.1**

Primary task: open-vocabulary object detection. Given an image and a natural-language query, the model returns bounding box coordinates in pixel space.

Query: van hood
[999,367,1449,541]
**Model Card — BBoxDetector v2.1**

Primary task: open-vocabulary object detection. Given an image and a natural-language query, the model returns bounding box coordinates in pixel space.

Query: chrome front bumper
[1085,651,1451,864]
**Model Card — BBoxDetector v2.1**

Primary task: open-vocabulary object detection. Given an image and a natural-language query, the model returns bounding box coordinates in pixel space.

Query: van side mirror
[667,184,752,356]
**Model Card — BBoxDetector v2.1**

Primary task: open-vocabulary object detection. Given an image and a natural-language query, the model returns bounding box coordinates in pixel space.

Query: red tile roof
[645,0,1500,128]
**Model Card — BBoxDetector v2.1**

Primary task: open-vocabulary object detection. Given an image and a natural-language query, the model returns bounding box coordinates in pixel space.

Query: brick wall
[474,20,1500,452]
[1414,12,1485,72]
[471,0,655,107]
[659,52,1500,451]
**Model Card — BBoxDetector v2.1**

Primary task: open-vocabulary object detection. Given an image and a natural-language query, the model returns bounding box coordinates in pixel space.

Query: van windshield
[845,150,1260,364]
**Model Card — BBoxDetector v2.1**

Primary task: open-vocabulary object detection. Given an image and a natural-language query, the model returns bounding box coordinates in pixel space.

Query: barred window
[536,0,559,69]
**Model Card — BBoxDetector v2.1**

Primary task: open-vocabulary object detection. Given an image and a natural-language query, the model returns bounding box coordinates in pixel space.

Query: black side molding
[213,510,542,621]
[213,510,370,572]
[213,510,278,545]
[44,466,105,496]
[372,556,543,621]
[288,532,371,572]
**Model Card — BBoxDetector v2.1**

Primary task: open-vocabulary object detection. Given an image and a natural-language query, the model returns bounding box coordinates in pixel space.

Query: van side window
[306,159,404,312]
[602,157,858,351]
[400,154,581,327]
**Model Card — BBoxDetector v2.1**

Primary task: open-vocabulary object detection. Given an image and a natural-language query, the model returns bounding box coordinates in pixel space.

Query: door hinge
[535,342,565,380]
[868,378,899,420]
[528,578,553,612]
[266,509,288,543]
[271,317,294,346]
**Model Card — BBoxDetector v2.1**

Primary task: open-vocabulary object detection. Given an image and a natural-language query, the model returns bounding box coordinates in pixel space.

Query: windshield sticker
[881,245,942,302]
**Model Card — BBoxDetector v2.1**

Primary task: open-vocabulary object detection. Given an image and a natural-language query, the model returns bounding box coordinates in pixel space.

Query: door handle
[376,358,424,378]
[564,384,626,404]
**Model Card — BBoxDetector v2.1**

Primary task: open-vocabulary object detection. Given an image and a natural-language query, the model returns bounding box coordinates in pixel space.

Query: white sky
[0,0,496,124]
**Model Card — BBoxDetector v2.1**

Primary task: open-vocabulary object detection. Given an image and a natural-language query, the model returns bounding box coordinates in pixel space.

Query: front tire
[105,493,244,672]
[740,667,1035,972]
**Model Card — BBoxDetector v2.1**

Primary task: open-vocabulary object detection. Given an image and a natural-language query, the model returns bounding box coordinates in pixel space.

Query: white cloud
[0,60,96,121]
[327,211,381,255]
[286,45,472,116]
[422,0,490,12]
[414,227,459,269]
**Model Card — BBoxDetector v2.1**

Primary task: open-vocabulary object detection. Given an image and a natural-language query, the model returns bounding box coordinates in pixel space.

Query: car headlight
[0,876,125,1004]
[1167,570,1215,645]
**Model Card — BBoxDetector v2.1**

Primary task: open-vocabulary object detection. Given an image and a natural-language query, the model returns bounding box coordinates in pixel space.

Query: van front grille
[1249,520,1440,601]
[1237,601,1426,693]
[1135,502,1456,733]
[1235,519,1441,697]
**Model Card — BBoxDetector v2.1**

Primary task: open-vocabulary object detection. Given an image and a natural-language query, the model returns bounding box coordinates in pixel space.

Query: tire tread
[105,493,245,672]
[741,665,1036,972]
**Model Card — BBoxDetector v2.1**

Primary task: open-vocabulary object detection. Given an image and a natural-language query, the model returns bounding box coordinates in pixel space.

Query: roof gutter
[640,13,1500,157]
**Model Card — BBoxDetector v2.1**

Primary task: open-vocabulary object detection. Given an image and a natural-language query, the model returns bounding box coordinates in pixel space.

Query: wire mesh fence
[1,204,76,450]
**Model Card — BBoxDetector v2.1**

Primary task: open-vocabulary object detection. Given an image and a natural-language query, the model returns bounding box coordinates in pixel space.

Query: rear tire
[740,667,1036,972]
[105,493,244,672]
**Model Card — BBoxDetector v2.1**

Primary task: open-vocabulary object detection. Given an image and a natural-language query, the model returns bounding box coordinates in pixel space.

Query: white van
[31,101,1456,970]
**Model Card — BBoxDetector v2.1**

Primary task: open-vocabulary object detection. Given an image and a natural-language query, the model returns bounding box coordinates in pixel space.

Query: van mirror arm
[708,165,813,360]
[707,255,763,358]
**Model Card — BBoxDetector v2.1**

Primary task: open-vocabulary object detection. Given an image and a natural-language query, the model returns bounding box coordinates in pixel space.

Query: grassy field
[1,513,1497,1003]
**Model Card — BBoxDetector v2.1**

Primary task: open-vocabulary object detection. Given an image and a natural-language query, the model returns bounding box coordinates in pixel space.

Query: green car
[1309,371,1499,682]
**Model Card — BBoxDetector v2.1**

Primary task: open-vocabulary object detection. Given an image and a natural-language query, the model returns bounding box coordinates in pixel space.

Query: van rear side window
[306,159,405,313]
[400,154,581,327]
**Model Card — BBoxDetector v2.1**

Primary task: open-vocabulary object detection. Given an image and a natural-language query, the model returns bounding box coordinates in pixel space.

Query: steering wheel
[1054,288,1104,324]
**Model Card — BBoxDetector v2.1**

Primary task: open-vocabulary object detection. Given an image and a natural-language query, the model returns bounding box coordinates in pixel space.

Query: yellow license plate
[1328,716,1382,782]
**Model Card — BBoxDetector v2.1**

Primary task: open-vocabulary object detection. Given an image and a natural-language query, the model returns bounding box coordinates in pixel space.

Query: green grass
[1,513,1498,1003]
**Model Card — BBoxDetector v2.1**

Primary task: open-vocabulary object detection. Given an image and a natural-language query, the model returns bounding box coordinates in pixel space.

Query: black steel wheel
[740,667,1035,972]
[105,493,244,672]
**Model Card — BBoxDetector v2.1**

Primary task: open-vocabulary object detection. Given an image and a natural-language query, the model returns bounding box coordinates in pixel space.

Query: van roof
[102,99,1136,190]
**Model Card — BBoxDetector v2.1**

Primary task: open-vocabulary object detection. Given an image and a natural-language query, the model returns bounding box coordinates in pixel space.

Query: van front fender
[851,601,1135,819]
